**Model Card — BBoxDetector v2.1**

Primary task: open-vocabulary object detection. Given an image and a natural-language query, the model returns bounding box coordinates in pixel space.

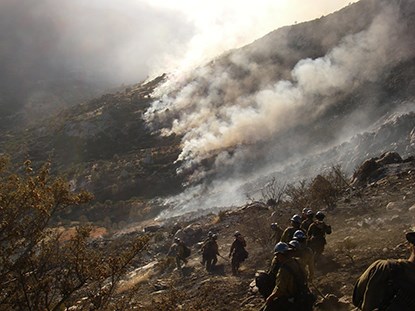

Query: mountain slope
[145,0,415,218]
[0,0,414,223]
[110,155,415,311]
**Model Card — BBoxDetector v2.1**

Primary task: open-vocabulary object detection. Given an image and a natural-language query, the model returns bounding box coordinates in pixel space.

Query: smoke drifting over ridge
[0,0,355,120]
[145,2,415,219]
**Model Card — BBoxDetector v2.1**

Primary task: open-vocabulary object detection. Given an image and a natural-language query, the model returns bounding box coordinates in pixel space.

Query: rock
[143,225,163,233]
[315,294,351,310]
[249,280,258,294]
[351,152,403,186]
[376,151,403,166]
[351,158,381,186]
[389,214,401,224]
[174,224,204,245]
[386,202,400,211]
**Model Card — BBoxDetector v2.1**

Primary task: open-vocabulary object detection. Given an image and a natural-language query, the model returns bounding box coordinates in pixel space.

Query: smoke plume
[145,2,415,219]
[0,0,354,120]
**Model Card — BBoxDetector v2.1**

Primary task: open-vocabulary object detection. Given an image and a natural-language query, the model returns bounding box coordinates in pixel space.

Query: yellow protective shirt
[272,258,306,298]
[353,259,415,311]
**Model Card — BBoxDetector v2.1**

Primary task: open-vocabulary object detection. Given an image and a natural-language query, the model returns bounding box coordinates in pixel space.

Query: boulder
[376,151,403,166]
[385,202,400,211]
[174,224,204,246]
[351,158,381,186]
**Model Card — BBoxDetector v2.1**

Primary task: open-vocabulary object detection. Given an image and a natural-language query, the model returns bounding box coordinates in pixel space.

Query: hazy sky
[0,0,356,87]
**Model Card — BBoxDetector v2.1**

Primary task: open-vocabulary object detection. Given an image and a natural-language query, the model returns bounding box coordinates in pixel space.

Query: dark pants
[205,254,217,271]
[231,256,241,275]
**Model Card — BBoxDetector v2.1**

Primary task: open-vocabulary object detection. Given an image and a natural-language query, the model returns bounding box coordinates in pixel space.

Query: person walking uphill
[262,242,315,311]
[353,231,415,311]
[201,231,214,267]
[307,211,331,261]
[280,214,303,243]
[168,237,190,272]
[301,209,314,233]
[201,233,220,272]
[229,231,248,275]
[292,230,315,282]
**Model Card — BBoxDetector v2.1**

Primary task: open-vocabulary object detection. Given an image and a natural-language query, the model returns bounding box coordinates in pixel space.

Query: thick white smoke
[147,3,414,219]
[147,4,407,166]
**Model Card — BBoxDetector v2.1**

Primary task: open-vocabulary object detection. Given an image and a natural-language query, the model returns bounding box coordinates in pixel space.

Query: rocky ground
[110,154,415,311]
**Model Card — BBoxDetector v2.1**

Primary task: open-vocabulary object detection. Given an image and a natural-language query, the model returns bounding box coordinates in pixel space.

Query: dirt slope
[113,156,415,310]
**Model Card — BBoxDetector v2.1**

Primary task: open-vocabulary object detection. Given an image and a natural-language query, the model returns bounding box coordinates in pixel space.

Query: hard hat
[302,207,309,213]
[290,214,302,224]
[212,234,218,240]
[274,242,289,254]
[293,230,306,241]
[315,211,325,220]
[306,209,314,216]
[288,240,300,250]
[234,231,241,237]
[270,223,278,229]
[208,231,213,237]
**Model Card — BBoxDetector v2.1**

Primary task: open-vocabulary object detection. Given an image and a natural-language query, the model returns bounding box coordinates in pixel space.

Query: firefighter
[262,242,314,311]
[168,237,189,271]
[229,231,248,275]
[292,230,315,281]
[353,231,415,311]
[201,233,220,272]
[280,214,303,243]
[307,211,331,260]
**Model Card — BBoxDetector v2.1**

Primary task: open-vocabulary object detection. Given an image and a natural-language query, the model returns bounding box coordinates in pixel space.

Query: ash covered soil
[115,156,415,311]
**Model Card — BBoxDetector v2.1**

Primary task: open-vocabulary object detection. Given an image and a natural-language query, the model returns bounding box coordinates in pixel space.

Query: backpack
[203,239,216,255]
[241,248,249,261]
[282,260,316,311]
[255,271,276,298]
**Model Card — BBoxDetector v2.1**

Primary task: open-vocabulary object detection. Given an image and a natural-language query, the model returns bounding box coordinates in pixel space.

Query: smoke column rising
[0,0,354,118]
[146,2,415,219]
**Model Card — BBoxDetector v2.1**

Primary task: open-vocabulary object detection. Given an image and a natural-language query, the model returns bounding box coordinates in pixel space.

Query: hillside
[1,0,415,309]
[102,153,415,310]
[0,0,414,225]
[144,0,415,219]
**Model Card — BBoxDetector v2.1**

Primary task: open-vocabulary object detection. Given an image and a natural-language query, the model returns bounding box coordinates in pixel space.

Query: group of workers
[259,209,330,310]
[168,229,248,276]
[168,207,415,310]
[199,230,249,275]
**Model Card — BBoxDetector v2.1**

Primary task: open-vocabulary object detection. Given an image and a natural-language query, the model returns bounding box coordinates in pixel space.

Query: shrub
[0,156,149,310]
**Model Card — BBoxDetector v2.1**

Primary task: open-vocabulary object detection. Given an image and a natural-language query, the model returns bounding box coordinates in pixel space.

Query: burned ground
[106,156,415,310]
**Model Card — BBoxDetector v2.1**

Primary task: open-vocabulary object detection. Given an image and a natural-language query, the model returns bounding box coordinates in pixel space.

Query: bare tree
[260,177,287,210]
[284,179,309,211]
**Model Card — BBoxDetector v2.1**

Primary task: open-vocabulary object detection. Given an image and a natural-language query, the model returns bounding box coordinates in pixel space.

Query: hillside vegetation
[0,0,414,230]
[111,152,415,310]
